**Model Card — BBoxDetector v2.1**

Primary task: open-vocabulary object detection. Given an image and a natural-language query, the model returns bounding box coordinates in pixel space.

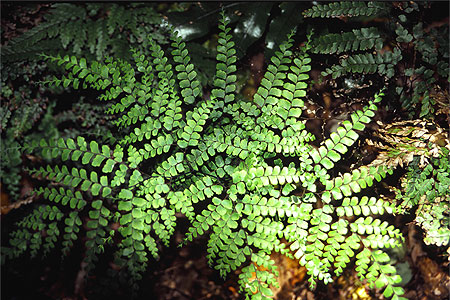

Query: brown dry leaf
[430,86,450,121]
[0,195,35,215]
[0,178,36,215]
[368,120,450,169]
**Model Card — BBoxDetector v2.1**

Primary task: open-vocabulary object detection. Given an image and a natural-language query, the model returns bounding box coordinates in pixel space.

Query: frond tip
[303,2,386,18]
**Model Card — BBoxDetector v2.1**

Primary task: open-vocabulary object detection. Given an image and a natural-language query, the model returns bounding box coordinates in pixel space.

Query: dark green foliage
[311,27,383,54]
[0,80,59,200]
[0,3,163,207]
[396,148,450,247]
[304,1,449,120]
[165,2,311,85]
[322,49,403,79]
[2,3,164,62]
[303,2,386,18]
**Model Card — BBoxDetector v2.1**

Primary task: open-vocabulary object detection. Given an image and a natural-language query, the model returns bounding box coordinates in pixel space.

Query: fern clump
[369,120,450,250]
[0,3,164,211]
[304,1,449,120]
[397,149,450,248]
[303,2,386,18]
[3,10,408,300]
[1,3,164,63]
[367,118,450,261]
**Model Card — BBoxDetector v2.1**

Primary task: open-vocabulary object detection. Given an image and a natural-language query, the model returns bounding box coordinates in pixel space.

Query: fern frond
[170,30,202,105]
[30,165,111,198]
[84,199,112,272]
[350,217,403,249]
[115,187,169,281]
[3,3,164,62]
[312,27,383,54]
[336,196,396,217]
[324,165,393,201]
[38,186,87,210]
[177,102,212,148]
[322,48,403,79]
[238,252,279,300]
[2,4,79,62]
[303,2,386,18]
[269,45,311,130]
[212,11,238,117]
[310,91,384,170]
[27,137,124,175]
[7,205,64,258]
[204,127,254,160]
[356,249,407,300]
[62,211,82,255]
[253,31,295,110]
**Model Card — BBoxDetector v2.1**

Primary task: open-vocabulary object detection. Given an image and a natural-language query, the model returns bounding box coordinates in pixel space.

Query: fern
[2,3,164,62]
[367,119,450,257]
[312,28,383,54]
[305,1,449,120]
[3,11,409,300]
[322,48,402,79]
[396,149,450,248]
[303,2,386,18]
[0,3,162,207]
[0,84,59,202]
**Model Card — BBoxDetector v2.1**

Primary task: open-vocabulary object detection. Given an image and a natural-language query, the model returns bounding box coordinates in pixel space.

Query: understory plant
[367,119,450,252]
[304,0,450,265]
[2,10,411,300]
[0,3,165,209]
[304,1,449,120]
[398,148,450,248]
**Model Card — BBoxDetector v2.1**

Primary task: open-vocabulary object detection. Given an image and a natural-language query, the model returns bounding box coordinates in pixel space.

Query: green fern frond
[37,186,87,210]
[62,211,82,255]
[324,166,393,201]
[336,196,396,217]
[303,1,386,18]
[3,3,164,62]
[238,252,279,300]
[2,4,80,62]
[311,91,384,170]
[177,102,212,149]
[170,30,202,105]
[84,199,112,272]
[26,137,124,175]
[351,217,403,249]
[312,27,383,54]
[322,49,403,79]
[212,11,238,117]
[7,204,65,258]
[356,249,407,300]
[268,46,311,130]
[30,165,111,198]
[253,31,295,111]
